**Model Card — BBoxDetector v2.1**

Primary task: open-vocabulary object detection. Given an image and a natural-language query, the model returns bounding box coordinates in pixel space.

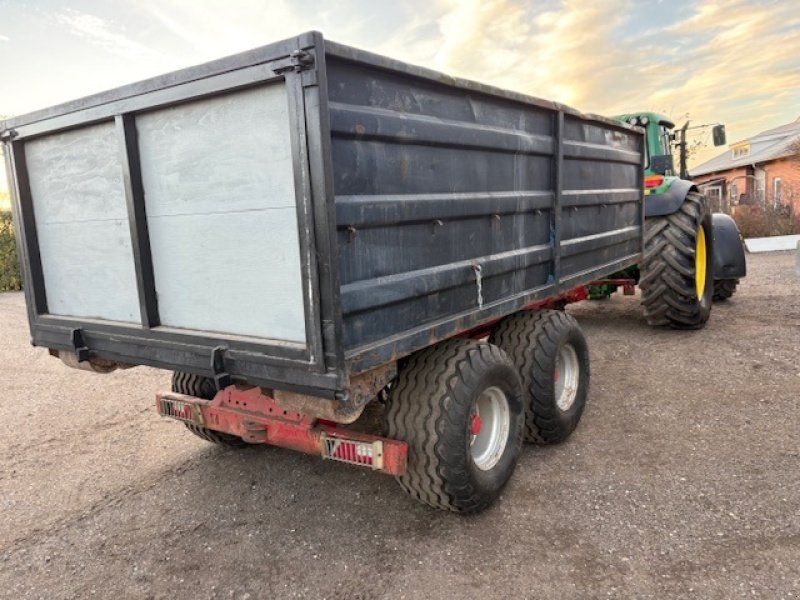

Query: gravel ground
[0,251,798,600]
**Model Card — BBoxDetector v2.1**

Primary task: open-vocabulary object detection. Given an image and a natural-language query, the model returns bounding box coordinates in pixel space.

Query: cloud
[137,0,444,66]
[55,9,161,59]
[429,0,629,108]
[425,0,800,165]
[0,34,9,42]
[2,0,797,173]
[138,0,315,60]
[634,0,800,160]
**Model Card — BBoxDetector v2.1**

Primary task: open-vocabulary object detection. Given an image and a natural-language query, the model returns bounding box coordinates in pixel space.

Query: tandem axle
[155,282,625,483]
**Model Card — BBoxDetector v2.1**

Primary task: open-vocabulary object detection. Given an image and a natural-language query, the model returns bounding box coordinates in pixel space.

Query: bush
[732,203,800,239]
[0,211,22,291]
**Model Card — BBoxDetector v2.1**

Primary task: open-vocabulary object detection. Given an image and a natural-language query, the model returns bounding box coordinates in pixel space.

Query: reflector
[321,435,384,470]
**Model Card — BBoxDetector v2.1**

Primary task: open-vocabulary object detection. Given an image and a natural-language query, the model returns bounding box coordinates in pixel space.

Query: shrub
[732,203,800,239]
[0,210,22,291]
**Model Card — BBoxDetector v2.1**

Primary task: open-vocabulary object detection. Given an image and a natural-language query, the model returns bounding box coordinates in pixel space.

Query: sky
[1,0,799,194]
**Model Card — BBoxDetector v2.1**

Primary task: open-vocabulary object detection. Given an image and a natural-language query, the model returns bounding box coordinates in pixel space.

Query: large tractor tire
[171,372,248,447]
[384,339,524,513]
[489,310,590,444]
[640,191,713,329]
[713,278,739,301]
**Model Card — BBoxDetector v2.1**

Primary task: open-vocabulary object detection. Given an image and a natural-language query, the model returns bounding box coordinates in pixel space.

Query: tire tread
[640,191,712,328]
[384,340,522,513]
[712,278,739,301]
[170,372,247,447]
[489,310,588,443]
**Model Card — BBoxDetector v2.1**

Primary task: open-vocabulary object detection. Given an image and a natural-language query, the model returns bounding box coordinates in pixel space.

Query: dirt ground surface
[0,251,798,600]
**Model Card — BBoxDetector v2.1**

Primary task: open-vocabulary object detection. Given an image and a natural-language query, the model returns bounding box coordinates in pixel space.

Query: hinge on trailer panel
[70,328,90,363]
[210,346,232,391]
[0,129,18,142]
[273,50,314,75]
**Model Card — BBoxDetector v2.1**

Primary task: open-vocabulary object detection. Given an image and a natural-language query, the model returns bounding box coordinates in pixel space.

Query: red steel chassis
[156,279,634,477]
[157,385,409,476]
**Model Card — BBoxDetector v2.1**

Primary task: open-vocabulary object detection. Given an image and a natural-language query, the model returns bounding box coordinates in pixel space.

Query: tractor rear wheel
[489,310,590,444]
[713,278,739,301]
[640,191,713,329]
[383,339,524,513]
[171,372,248,447]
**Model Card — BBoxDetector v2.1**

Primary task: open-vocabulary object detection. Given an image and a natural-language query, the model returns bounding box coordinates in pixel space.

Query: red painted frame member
[156,386,408,476]
[590,278,637,295]
[156,284,625,478]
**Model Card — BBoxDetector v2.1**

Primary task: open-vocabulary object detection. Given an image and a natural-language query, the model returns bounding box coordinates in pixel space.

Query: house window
[774,177,782,205]
[730,182,738,204]
[732,145,750,158]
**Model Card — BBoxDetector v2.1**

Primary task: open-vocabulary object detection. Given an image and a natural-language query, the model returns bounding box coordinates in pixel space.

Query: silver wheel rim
[469,385,511,471]
[555,343,580,411]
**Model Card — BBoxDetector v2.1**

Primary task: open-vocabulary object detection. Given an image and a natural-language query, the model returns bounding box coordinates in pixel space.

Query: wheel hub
[470,413,483,436]
[469,386,510,471]
[554,344,580,411]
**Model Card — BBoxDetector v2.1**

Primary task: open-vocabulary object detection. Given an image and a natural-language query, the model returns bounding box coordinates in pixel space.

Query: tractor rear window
[660,126,672,156]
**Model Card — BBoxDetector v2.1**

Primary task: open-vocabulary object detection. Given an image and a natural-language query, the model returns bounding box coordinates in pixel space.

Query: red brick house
[691,117,800,214]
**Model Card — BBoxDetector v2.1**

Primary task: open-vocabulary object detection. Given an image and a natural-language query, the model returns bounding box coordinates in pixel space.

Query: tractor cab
[614,112,677,195]
[614,112,727,189]
[616,112,675,171]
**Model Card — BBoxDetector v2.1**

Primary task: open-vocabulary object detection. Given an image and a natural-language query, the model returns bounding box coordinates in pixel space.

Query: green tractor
[589,112,746,328]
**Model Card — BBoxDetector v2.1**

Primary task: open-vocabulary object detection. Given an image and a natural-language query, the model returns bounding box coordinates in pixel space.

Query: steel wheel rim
[554,343,580,411]
[469,386,510,471]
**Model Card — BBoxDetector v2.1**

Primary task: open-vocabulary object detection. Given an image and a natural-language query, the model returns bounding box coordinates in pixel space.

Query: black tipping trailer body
[1,31,645,406]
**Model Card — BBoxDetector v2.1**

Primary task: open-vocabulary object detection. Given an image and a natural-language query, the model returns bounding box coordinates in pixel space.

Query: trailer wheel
[640,191,713,329]
[713,278,739,301]
[489,310,589,444]
[171,372,248,447]
[384,340,524,513]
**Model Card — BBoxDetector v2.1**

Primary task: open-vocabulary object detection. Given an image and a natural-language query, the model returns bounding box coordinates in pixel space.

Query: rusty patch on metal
[55,350,130,373]
[345,362,396,408]
[272,362,396,424]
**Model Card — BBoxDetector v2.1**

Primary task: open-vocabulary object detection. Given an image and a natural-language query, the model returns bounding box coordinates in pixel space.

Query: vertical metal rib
[8,140,48,317]
[116,114,159,327]
[552,111,564,292]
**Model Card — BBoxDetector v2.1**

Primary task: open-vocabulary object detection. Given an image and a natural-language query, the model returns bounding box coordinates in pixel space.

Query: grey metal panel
[145,208,305,341]
[25,122,140,322]
[137,84,306,342]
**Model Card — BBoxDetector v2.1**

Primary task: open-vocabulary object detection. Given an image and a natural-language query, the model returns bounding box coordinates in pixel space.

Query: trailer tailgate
[2,33,342,395]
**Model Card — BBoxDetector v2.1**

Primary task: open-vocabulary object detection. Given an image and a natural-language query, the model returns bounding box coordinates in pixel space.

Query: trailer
[2,32,645,512]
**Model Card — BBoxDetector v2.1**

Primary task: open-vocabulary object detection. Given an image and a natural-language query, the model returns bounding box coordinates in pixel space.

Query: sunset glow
[1,0,799,192]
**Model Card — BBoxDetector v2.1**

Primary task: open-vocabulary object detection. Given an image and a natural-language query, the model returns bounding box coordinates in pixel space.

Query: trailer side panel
[324,52,644,372]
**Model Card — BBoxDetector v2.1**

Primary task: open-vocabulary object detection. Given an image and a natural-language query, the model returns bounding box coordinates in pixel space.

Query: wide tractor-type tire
[171,372,248,447]
[489,310,590,444]
[384,339,524,513]
[713,278,739,301]
[640,191,713,329]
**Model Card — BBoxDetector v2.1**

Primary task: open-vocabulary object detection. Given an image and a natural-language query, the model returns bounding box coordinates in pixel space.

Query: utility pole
[675,121,724,180]
[678,121,690,180]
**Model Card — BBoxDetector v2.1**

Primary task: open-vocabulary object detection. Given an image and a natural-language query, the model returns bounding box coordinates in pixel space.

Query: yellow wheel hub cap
[695,225,707,299]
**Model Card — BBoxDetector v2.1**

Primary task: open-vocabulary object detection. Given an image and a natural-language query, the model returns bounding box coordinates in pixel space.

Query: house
[691,116,800,214]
